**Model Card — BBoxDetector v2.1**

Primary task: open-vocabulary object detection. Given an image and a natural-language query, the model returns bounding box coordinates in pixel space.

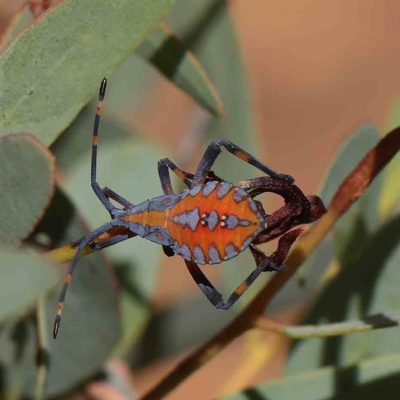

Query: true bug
[53,78,320,339]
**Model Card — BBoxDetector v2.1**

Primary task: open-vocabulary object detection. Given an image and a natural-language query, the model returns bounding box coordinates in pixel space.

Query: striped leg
[91,78,118,216]
[157,158,193,194]
[185,258,280,310]
[157,158,224,256]
[53,221,115,339]
[192,139,294,186]
[185,228,305,310]
[157,158,225,195]
[102,186,133,209]
[69,227,135,254]
[89,233,132,251]
[157,158,194,256]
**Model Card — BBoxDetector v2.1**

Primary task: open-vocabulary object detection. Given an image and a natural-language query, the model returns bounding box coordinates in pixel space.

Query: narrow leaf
[284,126,400,275]
[379,98,400,218]
[137,23,225,116]
[222,353,400,400]
[287,126,400,374]
[256,308,400,339]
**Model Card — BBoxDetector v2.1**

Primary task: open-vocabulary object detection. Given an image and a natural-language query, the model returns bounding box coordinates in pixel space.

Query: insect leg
[157,158,193,194]
[185,258,282,310]
[53,221,115,339]
[185,227,305,310]
[157,158,225,194]
[102,187,134,209]
[90,78,118,216]
[157,158,193,255]
[89,233,132,251]
[250,227,307,269]
[192,139,294,186]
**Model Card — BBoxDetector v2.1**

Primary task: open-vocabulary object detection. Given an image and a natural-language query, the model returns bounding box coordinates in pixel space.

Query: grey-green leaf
[0,133,55,245]
[168,1,258,180]
[0,0,176,146]
[287,124,397,374]
[321,123,382,245]
[222,352,400,400]
[23,188,120,397]
[137,24,225,116]
[0,249,60,324]
[0,319,37,398]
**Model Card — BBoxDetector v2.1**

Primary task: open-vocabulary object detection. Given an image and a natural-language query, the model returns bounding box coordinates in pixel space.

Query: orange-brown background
[1,1,400,399]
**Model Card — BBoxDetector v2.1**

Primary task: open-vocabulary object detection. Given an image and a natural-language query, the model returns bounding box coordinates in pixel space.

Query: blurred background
[2,1,400,399]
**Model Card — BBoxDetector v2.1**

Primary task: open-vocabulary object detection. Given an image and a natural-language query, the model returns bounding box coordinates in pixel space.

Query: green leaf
[23,187,120,397]
[267,308,400,339]
[137,24,224,116]
[281,124,381,305]
[0,319,37,398]
[0,249,59,396]
[0,133,55,245]
[0,0,176,146]
[0,249,60,324]
[168,1,258,179]
[286,124,398,374]
[51,110,164,357]
[379,99,400,218]
[221,353,400,400]
[321,124,382,246]
[100,54,155,126]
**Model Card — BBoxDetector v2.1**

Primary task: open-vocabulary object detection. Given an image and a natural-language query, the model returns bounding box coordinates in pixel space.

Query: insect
[53,77,314,339]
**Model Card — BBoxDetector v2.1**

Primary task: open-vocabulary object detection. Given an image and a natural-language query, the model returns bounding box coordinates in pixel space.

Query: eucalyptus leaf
[287,124,397,374]
[321,124,382,250]
[0,249,59,396]
[137,24,224,116]
[0,318,37,398]
[379,98,400,218]
[24,187,120,397]
[0,0,176,145]
[168,0,259,178]
[0,4,34,51]
[0,133,54,245]
[280,124,382,308]
[0,249,60,324]
[222,353,400,400]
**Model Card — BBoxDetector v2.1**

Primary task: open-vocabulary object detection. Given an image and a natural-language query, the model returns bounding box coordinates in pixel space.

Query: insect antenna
[90,77,116,214]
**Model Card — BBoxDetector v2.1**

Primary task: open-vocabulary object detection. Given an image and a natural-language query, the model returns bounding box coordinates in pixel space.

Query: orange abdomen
[167,181,265,264]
